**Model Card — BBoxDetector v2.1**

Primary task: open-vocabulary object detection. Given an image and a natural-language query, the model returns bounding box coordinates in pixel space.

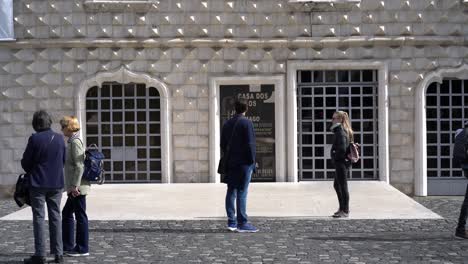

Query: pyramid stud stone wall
[0,0,467,194]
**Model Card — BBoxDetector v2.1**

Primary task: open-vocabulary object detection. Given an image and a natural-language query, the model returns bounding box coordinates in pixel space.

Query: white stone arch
[415,64,468,196]
[75,66,172,183]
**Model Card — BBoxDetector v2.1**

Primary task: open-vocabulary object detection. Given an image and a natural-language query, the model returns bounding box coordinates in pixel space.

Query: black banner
[220,84,275,182]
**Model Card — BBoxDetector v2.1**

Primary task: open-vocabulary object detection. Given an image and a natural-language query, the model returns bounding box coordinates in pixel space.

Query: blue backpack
[82,144,105,184]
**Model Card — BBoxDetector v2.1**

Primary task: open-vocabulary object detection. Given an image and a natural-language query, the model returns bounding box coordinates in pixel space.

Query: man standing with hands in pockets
[221,99,258,233]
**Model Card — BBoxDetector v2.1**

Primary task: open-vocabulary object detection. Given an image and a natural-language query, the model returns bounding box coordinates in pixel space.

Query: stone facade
[0,0,468,195]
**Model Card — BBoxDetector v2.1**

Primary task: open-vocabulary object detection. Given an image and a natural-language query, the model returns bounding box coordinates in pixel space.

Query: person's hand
[68,186,80,197]
[67,187,75,196]
[72,187,80,197]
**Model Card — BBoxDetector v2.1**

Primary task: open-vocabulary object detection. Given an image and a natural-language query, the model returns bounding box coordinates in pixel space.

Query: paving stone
[0,197,467,263]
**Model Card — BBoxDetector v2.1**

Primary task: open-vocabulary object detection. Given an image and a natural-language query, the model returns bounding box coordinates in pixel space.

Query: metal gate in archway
[426,79,468,195]
[85,82,162,183]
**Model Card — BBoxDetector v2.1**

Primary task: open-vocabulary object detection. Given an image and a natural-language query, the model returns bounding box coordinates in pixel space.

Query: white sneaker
[66,252,90,257]
[227,223,237,231]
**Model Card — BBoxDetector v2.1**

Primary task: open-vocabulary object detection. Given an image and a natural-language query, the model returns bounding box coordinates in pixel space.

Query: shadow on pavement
[90,228,233,234]
[0,252,29,264]
[307,233,460,242]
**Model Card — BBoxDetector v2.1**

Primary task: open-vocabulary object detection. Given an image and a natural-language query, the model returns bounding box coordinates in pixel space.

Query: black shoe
[54,255,64,263]
[455,229,468,239]
[23,256,46,264]
[332,209,341,217]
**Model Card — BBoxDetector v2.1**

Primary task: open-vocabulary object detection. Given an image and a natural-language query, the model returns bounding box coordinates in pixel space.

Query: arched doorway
[85,83,162,182]
[415,64,468,196]
[76,67,172,183]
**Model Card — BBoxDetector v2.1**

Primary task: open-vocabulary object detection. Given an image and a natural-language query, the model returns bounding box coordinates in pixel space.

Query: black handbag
[218,118,242,180]
[13,174,30,207]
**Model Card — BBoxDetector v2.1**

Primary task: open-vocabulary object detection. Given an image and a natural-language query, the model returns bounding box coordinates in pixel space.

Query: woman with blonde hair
[59,116,90,257]
[330,111,354,218]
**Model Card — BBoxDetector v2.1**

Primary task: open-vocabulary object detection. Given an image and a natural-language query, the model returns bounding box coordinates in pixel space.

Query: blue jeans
[225,164,254,226]
[62,195,89,253]
[29,188,63,257]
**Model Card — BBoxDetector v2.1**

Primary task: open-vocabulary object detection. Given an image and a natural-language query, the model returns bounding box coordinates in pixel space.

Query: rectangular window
[0,0,14,41]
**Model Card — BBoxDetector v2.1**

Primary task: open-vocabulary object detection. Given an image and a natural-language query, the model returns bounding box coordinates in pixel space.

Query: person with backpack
[60,116,91,256]
[452,122,468,239]
[330,111,354,218]
[22,110,65,264]
[220,99,258,233]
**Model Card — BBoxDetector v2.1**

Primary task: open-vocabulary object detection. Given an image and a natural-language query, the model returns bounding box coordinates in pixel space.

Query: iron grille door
[426,79,468,195]
[85,82,162,183]
[297,70,379,180]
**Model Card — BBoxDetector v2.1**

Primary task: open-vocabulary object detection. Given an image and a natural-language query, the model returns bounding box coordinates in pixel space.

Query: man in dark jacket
[221,99,257,233]
[453,123,468,239]
[22,111,66,264]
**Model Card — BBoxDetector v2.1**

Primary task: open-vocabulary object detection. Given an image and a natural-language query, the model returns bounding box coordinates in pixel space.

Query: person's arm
[220,122,228,154]
[333,130,347,161]
[21,136,35,173]
[63,140,66,168]
[69,139,85,188]
[246,120,256,165]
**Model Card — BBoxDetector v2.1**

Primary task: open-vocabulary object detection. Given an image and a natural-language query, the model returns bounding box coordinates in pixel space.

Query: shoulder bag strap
[69,135,85,162]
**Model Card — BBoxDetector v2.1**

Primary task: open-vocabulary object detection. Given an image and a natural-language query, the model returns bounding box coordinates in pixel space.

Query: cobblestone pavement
[0,198,18,219]
[0,197,467,264]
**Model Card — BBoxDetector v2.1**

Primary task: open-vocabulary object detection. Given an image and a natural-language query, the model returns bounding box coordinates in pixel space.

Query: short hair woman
[60,116,90,257]
[22,110,66,264]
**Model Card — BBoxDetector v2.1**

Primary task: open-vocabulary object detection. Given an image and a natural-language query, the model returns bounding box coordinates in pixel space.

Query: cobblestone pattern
[414,196,465,220]
[0,197,467,263]
[0,198,20,219]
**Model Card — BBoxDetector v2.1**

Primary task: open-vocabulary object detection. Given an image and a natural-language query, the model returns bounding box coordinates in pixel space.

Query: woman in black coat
[330,111,354,218]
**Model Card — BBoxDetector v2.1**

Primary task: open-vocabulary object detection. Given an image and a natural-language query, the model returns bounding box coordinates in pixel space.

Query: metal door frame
[76,67,172,183]
[426,79,468,195]
[85,82,162,183]
[287,61,390,184]
[297,70,379,180]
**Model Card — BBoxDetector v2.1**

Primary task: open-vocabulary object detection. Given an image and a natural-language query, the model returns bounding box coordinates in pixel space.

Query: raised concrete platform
[0,182,441,220]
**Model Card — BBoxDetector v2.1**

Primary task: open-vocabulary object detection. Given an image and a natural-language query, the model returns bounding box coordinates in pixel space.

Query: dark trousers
[225,164,254,226]
[334,161,350,213]
[29,188,63,257]
[62,195,89,253]
[457,183,468,231]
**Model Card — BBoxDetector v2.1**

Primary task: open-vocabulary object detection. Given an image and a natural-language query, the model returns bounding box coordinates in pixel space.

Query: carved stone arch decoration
[76,66,172,183]
[415,64,468,196]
